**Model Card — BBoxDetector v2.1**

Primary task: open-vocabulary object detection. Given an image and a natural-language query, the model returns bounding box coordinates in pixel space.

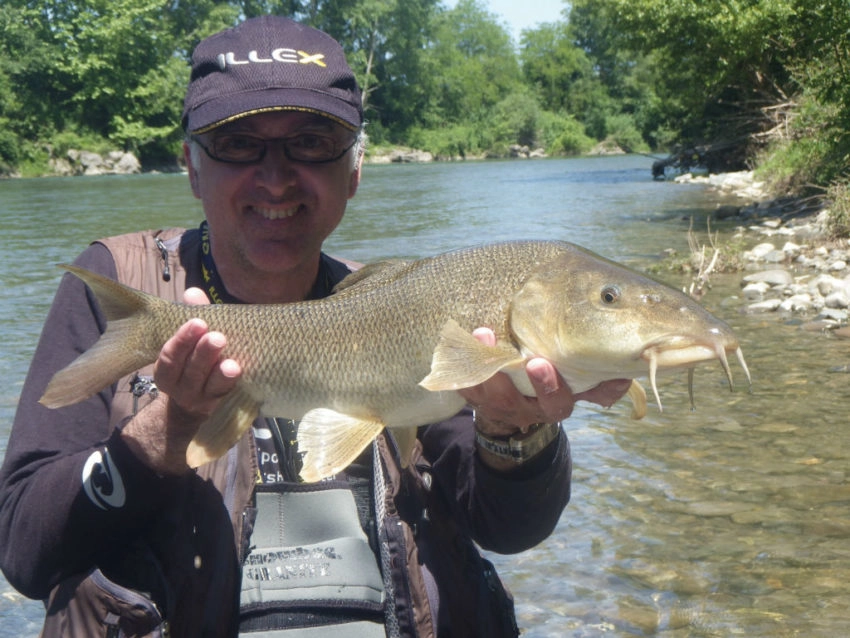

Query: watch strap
[474,422,560,464]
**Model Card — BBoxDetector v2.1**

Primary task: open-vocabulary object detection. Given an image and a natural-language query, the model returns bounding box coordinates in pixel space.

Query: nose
[254,145,297,195]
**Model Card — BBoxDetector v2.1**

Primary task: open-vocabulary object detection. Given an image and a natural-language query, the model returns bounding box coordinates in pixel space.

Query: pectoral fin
[186,386,261,468]
[419,319,526,391]
[627,379,647,420]
[298,409,386,482]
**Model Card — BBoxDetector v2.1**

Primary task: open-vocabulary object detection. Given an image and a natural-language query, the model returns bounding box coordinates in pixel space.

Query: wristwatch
[474,420,560,464]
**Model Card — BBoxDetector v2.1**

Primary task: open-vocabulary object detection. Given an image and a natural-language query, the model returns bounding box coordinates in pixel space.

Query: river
[1,156,847,636]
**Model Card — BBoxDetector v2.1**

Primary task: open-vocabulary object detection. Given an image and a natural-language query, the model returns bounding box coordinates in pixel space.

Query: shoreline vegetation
[3,1,847,252]
[0,139,617,178]
[3,3,847,177]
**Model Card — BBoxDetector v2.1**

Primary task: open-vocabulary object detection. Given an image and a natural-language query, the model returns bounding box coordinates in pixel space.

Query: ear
[347,153,363,199]
[184,142,201,198]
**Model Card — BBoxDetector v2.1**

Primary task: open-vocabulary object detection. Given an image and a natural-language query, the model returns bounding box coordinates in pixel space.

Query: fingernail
[208,332,226,348]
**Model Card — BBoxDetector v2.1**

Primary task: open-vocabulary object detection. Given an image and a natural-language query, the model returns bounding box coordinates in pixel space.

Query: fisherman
[0,16,629,637]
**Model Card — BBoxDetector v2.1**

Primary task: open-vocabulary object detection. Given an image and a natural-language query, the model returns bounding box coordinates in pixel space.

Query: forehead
[212,111,344,137]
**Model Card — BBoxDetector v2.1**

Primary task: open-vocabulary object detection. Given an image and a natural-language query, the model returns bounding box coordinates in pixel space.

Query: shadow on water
[1,157,848,636]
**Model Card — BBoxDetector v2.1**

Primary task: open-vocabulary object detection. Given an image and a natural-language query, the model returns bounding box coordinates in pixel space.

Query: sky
[444,0,568,42]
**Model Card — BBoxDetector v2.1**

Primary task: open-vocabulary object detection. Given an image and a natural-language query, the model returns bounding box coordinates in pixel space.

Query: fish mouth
[641,337,751,412]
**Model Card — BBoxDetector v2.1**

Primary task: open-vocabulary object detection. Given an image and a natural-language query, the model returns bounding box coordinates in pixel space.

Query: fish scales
[40,241,749,481]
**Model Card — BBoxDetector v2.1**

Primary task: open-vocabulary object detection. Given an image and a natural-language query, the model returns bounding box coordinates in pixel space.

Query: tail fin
[40,265,168,409]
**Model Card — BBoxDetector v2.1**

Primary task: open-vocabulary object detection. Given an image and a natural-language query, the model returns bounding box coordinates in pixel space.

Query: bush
[407,124,486,159]
[538,111,594,155]
[51,130,113,157]
[0,126,20,172]
[826,180,850,239]
[605,113,649,153]
[489,91,542,147]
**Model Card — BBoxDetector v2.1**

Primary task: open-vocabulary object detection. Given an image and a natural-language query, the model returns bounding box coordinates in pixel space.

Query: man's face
[185,111,361,296]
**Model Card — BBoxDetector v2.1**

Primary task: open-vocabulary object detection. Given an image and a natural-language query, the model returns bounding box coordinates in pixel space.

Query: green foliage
[0,0,846,187]
[0,125,20,174]
[417,0,522,131]
[604,114,649,153]
[51,130,113,157]
[755,88,850,196]
[538,112,594,156]
[407,123,488,159]
[489,92,542,148]
[825,180,850,239]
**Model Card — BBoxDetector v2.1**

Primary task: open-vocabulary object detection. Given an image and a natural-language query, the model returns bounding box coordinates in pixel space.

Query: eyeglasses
[191,131,358,164]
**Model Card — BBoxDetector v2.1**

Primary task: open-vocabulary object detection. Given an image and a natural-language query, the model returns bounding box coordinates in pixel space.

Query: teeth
[255,206,298,220]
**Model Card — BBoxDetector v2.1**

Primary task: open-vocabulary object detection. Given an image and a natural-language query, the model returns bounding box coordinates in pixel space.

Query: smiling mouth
[252,205,300,220]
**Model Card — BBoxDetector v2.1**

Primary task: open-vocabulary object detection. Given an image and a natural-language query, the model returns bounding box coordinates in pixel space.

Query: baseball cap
[182,16,363,134]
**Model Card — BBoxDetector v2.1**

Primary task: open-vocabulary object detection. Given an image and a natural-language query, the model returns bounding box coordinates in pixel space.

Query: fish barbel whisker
[645,338,748,413]
[716,343,734,390]
[647,350,663,412]
[736,346,752,389]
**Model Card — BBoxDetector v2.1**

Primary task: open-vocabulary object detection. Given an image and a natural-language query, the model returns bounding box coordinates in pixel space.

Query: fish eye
[601,285,621,304]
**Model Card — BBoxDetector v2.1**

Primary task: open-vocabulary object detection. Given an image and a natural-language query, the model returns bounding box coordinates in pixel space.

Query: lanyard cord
[199,220,238,304]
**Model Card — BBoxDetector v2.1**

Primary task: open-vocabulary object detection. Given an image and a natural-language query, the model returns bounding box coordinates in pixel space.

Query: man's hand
[120,288,242,475]
[458,328,630,439]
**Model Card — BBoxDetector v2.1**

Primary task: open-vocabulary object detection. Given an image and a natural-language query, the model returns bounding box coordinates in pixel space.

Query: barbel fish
[40,241,750,481]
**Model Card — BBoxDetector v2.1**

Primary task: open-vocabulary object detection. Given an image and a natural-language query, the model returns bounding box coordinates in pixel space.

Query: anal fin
[298,409,386,482]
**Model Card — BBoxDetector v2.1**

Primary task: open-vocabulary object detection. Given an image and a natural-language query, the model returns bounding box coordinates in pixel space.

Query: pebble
[734,219,850,325]
[742,269,793,286]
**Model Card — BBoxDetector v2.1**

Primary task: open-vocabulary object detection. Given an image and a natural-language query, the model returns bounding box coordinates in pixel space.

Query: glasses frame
[190,131,359,165]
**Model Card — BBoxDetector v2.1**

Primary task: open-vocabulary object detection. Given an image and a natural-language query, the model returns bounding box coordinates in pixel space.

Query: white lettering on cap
[218,49,326,68]
[82,449,126,510]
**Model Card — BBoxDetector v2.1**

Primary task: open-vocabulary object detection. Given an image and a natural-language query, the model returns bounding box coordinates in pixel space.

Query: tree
[420,0,522,128]
[520,22,592,114]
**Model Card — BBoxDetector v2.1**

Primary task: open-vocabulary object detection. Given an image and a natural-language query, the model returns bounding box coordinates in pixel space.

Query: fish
[40,241,750,482]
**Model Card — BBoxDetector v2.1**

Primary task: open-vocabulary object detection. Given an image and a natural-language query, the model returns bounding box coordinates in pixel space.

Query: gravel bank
[679,171,850,337]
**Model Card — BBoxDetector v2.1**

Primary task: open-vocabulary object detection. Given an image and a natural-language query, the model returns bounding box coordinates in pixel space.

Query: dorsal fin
[333,260,410,293]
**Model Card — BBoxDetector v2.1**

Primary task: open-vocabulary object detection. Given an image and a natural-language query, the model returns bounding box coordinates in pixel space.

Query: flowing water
[1,156,847,636]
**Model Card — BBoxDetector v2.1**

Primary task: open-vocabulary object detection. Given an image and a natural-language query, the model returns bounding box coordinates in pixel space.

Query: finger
[526,357,576,422]
[574,378,632,408]
[154,318,209,390]
[471,326,496,347]
[178,330,231,397]
[203,356,242,398]
[184,287,211,306]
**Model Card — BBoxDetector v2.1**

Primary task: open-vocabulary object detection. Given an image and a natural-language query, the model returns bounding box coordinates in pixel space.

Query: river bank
[676,170,850,335]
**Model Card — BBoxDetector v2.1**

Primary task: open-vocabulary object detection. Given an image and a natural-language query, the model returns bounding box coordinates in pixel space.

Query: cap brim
[186,88,362,134]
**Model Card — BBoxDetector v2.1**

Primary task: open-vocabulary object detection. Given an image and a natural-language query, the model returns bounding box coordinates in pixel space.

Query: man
[0,16,628,637]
